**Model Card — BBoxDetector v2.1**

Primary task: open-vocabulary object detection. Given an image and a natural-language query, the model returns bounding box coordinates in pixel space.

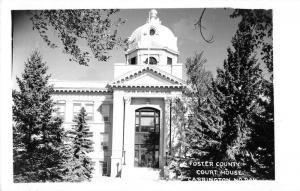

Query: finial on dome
[150,9,158,19]
[148,9,161,24]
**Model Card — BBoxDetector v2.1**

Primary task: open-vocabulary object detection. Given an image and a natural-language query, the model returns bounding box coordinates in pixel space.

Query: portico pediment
[109,66,185,89]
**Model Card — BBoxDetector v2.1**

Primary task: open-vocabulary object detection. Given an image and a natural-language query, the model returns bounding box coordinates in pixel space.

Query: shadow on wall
[116,162,122,177]
[97,95,113,177]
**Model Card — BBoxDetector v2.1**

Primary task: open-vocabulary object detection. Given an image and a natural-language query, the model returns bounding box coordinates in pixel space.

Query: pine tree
[12,51,65,182]
[184,53,224,162]
[250,61,274,178]
[63,107,94,182]
[169,9,273,180]
[170,97,188,158]
[230,9,274,179]
[212,10,265,177]
[169,53,224,179]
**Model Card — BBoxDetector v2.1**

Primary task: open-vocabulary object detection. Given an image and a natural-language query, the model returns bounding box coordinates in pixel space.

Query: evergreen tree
[169,53,224,179]
[184,53,224,161]
[170,97,188,158]
[62,107,94,182]
[169,9,273,180]
[230,9,274,179]
[12,51,65,182]
[212,9,266,178]
[170,9,273,180]
[190,9,273,180]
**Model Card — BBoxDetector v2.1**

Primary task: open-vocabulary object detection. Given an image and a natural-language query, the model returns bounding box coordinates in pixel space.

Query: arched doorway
[134,107,160,168]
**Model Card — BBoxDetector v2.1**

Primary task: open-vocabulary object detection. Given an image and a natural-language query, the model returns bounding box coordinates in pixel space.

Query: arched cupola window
[144,57,158,65]
[150,28,156,36]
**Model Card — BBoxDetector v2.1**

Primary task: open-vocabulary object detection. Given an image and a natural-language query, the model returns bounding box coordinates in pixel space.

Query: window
[130,57,136,65]
[134,108,160,168]
[150,28,155,36]
[135,108,160,134]
[101,104,111,122]
[73,101,94,121]
[100,161,108,176]
[167,57,172,65]
[55,100,66,120]
[100,133,109,151]
[85,103,94,121]
[144,57,157,65]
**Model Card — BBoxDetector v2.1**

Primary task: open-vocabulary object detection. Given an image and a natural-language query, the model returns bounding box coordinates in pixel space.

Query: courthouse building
[51,9,185,180]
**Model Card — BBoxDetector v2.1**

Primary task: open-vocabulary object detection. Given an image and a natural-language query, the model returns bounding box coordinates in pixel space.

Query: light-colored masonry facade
[50,10,185,180]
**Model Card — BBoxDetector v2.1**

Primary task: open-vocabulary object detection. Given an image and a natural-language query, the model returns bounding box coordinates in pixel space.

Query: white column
[110,90,124,177]
[65,99,73,123]
[162,97,172,167]
[123,96,134,168]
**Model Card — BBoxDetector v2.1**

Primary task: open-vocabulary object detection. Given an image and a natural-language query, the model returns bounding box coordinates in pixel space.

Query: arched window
[135,107,160,133]
[150,28,156,36]
[144,57,157,65]
[134,107,160,168]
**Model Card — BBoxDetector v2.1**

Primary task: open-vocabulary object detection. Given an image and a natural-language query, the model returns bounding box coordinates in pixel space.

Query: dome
[127,9,178,54]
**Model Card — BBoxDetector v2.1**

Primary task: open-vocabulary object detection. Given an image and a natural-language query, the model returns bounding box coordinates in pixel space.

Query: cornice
[53,87,111,93]
[125,47,179,56]
[109,84,183,89]
[110,65,186,86]
[52,66,186,92]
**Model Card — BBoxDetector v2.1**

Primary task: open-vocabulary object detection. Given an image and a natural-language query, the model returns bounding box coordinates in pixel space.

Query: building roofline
[53,87,111,93]
[125,47,179,56]
[110,65,185,85]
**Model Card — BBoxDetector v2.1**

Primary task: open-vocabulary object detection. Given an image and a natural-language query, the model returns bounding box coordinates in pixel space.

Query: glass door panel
[134,107,160,168]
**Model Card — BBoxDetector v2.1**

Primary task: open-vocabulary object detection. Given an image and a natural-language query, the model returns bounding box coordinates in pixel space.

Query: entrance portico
[109,87,183,177]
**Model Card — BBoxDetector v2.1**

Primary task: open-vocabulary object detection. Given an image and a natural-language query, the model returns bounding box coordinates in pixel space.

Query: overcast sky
[12,8,240,88]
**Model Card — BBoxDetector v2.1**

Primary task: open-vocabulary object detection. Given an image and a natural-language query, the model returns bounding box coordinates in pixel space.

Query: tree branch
[195,8,214,44]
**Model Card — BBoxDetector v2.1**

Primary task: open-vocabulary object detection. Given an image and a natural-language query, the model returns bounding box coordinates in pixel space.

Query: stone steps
[121,166,161,180]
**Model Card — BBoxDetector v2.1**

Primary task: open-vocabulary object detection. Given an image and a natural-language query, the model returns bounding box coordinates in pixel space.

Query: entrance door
[134,108,160,168]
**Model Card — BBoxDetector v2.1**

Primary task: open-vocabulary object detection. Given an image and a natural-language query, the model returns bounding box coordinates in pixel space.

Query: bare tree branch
[195,8,214,44]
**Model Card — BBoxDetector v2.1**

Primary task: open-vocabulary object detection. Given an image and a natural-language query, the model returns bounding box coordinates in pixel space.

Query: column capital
[164,96,173,104]
[123,96,131,104]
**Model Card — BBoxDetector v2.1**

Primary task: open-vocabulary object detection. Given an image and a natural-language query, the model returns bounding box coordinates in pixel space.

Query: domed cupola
[126,9,179,66]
